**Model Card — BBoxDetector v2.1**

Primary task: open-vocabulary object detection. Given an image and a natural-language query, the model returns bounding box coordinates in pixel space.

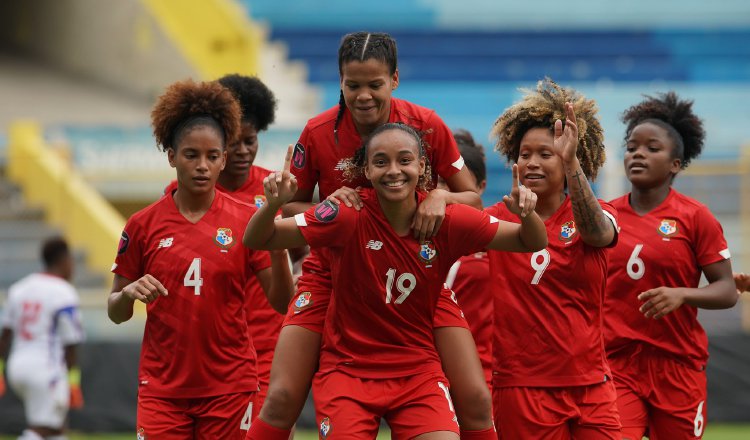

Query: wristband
[68,367,81,387]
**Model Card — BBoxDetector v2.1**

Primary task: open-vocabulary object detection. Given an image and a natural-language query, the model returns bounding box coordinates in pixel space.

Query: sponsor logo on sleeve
[292,142,306,169]
[118,231,130,255]
[314,200,339,222]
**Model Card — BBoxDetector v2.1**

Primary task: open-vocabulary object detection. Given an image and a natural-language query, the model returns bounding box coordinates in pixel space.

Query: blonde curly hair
[491,78,606,180]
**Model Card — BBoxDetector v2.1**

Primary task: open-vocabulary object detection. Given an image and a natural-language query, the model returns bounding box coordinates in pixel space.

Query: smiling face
[340,59,398,136]
[624,121,681,190]
[168,125,226,196]
[364,128,425,205]
[516,127,565,201]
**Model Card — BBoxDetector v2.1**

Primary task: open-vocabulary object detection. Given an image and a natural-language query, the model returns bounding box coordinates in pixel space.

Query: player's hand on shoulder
[638,287,685,319]
[327,186,362,210]
[413,188,447,243]
[264,144,298,207]
[122,274,168,304]
[503,164,537,218]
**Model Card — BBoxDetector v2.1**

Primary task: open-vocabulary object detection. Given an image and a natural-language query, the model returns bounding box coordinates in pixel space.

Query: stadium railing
[141,0,263,79]
[6,121,125,285]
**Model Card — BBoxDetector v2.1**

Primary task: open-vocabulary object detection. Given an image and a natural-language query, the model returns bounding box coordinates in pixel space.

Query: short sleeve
[445,204,500,258]
[599,200,620,248]
[112,219,145,282]
[290,125,320,192]
[423,112,463,181]
[295,200,357,249]
[691,206,730,267]
[248,249,272,275]
[55,303,85,346]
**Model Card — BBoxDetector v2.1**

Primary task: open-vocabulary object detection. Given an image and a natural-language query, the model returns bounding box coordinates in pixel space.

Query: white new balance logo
[158,237,174,248]
[334,159,348,171]
[365,240,383,250]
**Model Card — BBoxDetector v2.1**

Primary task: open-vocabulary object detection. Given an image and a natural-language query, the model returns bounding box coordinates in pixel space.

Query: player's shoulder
[218,191,258,219]
[668,189,711,215]
[484,202,514,221]
[250,164,273,178]
[608,194,629,209]
[127,195,173,225]
[304,106,339,133]
[392,98,439,129]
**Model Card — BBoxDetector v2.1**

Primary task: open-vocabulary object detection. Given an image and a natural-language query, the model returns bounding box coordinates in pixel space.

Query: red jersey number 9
[530,250,550,285]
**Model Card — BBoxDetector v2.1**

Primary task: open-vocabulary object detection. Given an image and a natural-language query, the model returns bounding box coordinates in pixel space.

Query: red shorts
[313,370,459,439]
[493,382,621,440]
[284,284,469,334]
[137,392,255,440]
[609,345,707,440]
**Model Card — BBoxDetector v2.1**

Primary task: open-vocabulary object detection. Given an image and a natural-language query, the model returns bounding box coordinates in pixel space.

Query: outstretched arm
[555,103,616,248]
[243,145,308,250]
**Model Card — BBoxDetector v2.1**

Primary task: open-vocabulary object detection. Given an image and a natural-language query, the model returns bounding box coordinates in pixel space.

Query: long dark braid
[334,31,398,144]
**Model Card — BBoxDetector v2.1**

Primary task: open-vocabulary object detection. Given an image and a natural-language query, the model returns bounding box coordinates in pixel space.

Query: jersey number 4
[184,258,204,295]
[385,268,416,304]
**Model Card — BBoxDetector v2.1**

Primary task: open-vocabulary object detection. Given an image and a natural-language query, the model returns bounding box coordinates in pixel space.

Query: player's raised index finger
[565,102,576,122]
[283,144,294,173]
[511,163,519,190]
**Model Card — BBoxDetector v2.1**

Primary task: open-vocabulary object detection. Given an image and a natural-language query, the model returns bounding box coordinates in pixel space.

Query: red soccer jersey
[165,166,282,381]
[445,252,492,384]
[604,189,730,367]
[486,197,618,388]
[112,191,270,398]
[290,98,465,300]
[295,188,498,379]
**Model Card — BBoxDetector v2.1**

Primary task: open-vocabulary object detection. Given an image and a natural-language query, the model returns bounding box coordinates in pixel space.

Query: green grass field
[3,425,750,439]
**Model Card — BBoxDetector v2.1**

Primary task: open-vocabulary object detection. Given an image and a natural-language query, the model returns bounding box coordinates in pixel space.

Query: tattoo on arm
[568,168,610,237]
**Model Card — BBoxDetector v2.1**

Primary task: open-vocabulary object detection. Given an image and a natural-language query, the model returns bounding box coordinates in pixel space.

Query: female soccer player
[244,123,547,439]
[247,31,495,440]
[107,79,292,439]
[487,78,621,439]
[604,92,737,439]
[441,130,492,388]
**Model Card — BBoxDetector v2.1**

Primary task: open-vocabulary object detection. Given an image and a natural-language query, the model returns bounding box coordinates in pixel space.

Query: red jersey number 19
[385,268,416,304]
[184,258,203,295]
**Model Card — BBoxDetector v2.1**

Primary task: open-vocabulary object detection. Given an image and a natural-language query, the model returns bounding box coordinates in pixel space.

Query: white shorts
[7,355,69,428]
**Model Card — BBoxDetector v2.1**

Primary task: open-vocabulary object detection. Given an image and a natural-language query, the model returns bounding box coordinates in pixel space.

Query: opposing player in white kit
[0,237,85,440]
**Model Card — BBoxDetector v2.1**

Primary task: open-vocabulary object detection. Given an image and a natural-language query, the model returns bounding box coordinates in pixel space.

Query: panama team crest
[254,194,266,208]
[419,241,438,266]
[559,221,577,242]
[658,219,678,237]
[294,292,313,313]
[319,417,331,439]
[137,427,146,440]
[214,228,235,250]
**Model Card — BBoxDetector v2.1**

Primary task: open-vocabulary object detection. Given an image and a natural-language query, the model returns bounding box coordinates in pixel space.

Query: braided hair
[491,78,606,180]
[342,123,432,192]
[621,91,705,169]
[151,79,241,152]
[335,32,398,143]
